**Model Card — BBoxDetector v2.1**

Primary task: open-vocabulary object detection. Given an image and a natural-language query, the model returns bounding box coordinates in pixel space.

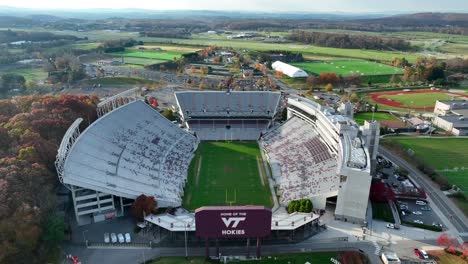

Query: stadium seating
[175,91,281,140]
[261,117,339,203]
[62,100,198,206]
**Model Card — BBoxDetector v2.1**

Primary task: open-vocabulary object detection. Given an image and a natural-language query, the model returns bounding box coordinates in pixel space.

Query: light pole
[82,230,89,247]
[184,223,188,259]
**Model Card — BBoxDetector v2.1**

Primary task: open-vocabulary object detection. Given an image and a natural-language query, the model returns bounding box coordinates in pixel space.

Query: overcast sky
[1,0,467,13]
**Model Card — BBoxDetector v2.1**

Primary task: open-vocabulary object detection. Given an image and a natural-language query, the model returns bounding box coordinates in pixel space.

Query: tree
[324,83,333,92]
[131,195,157,222]
[42,215,66,245]
[1,73,26,93]
[349,93,359,103]
[318,72,338,85]
[161,109,176,121]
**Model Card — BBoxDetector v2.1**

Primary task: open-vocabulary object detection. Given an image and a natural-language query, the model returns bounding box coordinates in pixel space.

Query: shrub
[287,198,313,213]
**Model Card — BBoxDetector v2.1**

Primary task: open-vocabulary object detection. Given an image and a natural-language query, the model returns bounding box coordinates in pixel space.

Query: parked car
[412,211,422,215]
[401,211,406,216]
[104,233,110,243]
[386,223,395,229]
[432,222,443,228]
[125,233,131,243]
[110,233,117,243]
[414,248,429,259]
[416,200,427,205]
[117,233,125,243]
[414,220,424,224]
[421,206,432,211]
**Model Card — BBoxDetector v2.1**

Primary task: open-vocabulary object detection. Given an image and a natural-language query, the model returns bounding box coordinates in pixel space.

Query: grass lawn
[372,202,395,223]
[84,77,158,85]
[183,141,273,210]
[148,252,346,264]
[427,250,467,264]
[4,67,48,82]
[354,112,398,126]
[379,92,461,107]
[383,138,468,192]
[291,60,403,76]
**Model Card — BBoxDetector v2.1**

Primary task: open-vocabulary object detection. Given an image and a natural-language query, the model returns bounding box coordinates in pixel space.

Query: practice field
[110,49,185,61]
[291,60,403,76]
[183,141,273,210]
[354,112,398,125]
[369,89,468,111]
[384,138,468,192]
[120,57,167,66]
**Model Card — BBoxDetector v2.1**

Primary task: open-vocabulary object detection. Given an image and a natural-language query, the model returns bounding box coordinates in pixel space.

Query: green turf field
[111,50,184,61]
[183,141,273,210]
[4,67,48,82]
[291,60,403,76]
[384,138,468,192]
[354,112,398,125]
[148,252,343,264]
[120,57,167,66]
[379,92,465,107]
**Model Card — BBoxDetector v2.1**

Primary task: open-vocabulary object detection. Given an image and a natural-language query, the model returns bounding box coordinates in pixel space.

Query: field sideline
[183,141,273,210]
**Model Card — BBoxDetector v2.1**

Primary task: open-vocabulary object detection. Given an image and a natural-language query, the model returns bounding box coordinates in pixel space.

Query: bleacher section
[175,91,281,118]
[175,91,281,141]
[62,100,198,207]
[187,119,269,140]
[261,117,339,203]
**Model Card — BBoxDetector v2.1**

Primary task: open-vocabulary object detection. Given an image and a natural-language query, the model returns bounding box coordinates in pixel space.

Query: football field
[183,141,273,210]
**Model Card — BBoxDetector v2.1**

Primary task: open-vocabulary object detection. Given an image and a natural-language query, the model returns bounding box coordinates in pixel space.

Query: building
[56,100,198,225]
[433,99,468,136]
[271,61,308,78]
[434,99,468,116]
[272,96,373,224]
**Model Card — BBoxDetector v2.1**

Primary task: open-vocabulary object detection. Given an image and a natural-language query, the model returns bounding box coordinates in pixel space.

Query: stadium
[56,89,378,235]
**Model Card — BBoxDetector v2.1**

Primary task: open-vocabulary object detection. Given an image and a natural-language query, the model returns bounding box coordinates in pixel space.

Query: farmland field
[291,60,403,76]
[383,138,468,192]
[183,141,273,210]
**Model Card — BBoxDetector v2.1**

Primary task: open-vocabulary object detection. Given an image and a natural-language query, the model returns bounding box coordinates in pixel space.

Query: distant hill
[357,12,468,27]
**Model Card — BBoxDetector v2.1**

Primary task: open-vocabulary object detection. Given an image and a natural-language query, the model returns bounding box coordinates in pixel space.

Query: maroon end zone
[195,206,272,238]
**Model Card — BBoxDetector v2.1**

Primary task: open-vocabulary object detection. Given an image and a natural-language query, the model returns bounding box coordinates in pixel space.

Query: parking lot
[397,199,443,228]
[375,156,443,230]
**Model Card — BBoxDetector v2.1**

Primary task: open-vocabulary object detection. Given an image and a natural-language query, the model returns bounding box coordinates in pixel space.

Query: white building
[433,99,468,136]
[271,61,308,78]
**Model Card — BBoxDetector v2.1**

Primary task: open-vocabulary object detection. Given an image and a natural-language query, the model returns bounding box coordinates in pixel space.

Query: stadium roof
[272,61,308,78]
[175,91,281,119]
[61,100,197,206]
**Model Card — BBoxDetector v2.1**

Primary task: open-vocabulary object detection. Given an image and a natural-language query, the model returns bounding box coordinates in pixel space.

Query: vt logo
[221,217,246,228]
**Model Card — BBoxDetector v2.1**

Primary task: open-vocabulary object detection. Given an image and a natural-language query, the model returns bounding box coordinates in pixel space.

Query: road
[379,146,468,236]
[62,239,381,264]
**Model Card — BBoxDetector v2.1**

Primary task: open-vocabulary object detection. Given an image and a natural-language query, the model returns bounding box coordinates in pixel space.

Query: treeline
[0,95,99,264]
[98,39,141,53]
[445,58,468,73]
[139,31,191,39]
[0,29,79,44]
[287,31,411,51]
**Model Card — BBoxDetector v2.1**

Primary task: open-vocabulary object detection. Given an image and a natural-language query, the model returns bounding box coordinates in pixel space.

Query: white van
[416,200,427,205]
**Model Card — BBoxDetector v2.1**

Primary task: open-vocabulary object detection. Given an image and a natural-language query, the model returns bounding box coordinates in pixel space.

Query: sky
[1,0,467,13]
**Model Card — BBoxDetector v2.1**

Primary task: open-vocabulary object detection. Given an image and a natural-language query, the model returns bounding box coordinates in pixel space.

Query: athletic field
[183,142,273,210]
[291,60,403,76]
[111,49,185,61]
[354,112,398,125]
[369,89,468,111]
[385,138,468,192]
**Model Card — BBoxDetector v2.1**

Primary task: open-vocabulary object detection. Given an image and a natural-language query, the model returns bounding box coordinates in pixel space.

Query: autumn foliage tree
[319,72,339,86]
[131,195,158,222]
[0,94,99,263]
